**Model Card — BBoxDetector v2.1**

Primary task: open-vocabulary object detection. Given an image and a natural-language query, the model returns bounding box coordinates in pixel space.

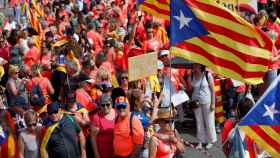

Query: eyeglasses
[116,105,127,110]
[121,77,128,80]
[27,123,37,127]
[101,103,111,107]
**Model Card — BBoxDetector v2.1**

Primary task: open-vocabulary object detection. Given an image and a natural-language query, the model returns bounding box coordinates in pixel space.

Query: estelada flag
[138,0,273,85]
[239,75,280,158]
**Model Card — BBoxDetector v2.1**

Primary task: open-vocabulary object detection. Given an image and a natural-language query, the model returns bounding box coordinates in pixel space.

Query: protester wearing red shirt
[90,94,116,158]
[87,23,104,53]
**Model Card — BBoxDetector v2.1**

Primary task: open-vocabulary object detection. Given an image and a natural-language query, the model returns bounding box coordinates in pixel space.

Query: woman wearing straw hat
[149,109,185,158]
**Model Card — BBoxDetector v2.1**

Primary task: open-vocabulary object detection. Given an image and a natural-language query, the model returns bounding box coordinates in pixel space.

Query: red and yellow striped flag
[214,79,225,124]
[52,36,70,48]
[139,0,273,84]
[31,0,44,17]
[138,0,170,21]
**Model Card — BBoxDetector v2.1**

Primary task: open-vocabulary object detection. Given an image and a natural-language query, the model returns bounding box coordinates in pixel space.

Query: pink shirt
[90,111,115,158]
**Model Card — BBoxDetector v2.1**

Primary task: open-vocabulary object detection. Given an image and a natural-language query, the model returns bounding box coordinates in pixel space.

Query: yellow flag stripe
[40,124,59,158]
[240,126,280,158]
[209,32,271,59]
[139,5,169,20]
[216,106,223,113]
[186,38,268,72]
[143,0,170,10]
[171,47,264,84]
[190,6,258,40]
[259,126,280,144]
[216,96,222,102]
[7,134,15,158]
[216,117,225,123]
[214,86,220,92]
[194,0,265,47]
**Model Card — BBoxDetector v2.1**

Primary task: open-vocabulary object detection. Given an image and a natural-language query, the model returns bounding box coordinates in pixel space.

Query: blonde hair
[24,109,38,124]
[96,68,111,82]
[8,65,19,76]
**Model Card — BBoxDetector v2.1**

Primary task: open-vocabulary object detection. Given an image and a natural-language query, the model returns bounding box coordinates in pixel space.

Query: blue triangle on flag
[240,76,280,126]
[170,0,209,46]
[137,0,145,4]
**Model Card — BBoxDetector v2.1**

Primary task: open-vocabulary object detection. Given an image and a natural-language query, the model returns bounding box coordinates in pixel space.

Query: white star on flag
[174,10,192,29]
[263,103,279,121]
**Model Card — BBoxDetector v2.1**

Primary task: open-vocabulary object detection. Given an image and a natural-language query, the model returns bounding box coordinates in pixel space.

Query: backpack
[30,83,45,107]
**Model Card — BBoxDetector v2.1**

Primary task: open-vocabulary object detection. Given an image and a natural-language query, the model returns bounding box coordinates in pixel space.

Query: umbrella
[170,57,194,68]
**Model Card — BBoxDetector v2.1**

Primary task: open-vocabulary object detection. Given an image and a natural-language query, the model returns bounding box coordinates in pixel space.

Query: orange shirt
[76,88,96,111]
[27,77,52,104]
[24,47,41,69]
[87,31,104,53]
[114,113,144,157]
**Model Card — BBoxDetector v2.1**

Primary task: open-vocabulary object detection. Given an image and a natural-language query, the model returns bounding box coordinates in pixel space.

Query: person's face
[42,46,48,54]
[160,55,170,66]
[82,82,92,91]
[12,70,19,79]
[48,110,60,122]
[26,119,37,132]
[101,103,112,114]
[193,63,202,73]
[116,104,128,118]
[83,67,91,75]
[158,119,173,131]
[136,94,144,107]
[121,75,128,86]
[147,29,153,39]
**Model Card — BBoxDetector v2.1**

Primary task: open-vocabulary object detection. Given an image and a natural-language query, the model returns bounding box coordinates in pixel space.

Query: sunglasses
[121,77,128,80]
[159,55,168,59]
[27,123,37,127]
[116,105,127,110]
[101,103,111,107]
[161,119,174,124]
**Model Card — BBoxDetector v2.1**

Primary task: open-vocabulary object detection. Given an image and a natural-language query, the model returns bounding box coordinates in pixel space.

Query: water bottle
[58,54,65,65]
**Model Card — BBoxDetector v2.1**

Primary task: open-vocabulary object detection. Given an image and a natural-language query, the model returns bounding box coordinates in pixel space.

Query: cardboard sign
[216,0,257,13]
[128,52,158,82]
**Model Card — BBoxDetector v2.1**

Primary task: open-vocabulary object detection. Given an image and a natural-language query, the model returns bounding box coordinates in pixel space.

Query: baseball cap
[114,96,129,107]
[79,74,95,83]
[159,50,169,57]
[47,102,60,115]
[101,94,112,105]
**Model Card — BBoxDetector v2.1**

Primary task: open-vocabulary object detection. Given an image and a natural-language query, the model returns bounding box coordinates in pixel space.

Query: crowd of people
[0,0,279,158]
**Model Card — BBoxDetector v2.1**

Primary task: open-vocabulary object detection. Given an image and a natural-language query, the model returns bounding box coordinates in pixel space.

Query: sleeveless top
[7,78,28,106]
[191,72,211,105]
[20,130,39,158]
[155,137,176,158]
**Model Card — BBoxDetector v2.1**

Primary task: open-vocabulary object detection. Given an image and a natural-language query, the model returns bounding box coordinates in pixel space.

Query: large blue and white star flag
[170,0,208,45]
[239,75,280,157]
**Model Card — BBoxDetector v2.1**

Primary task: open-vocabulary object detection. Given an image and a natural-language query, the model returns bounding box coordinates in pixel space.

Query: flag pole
[237,0,240,12]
